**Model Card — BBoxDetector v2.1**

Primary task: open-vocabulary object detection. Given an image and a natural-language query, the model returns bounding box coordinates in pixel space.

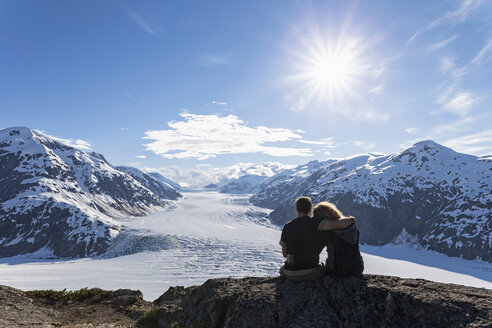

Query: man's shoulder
[282,218,297,229]
[311,215,324,225]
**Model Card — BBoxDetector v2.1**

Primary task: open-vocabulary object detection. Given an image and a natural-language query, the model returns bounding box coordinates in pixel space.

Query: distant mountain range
[147,172,182,191]
[1,126,490,262]
[0,127,181,258]
[250,141,492,262]
[204,162,295,193]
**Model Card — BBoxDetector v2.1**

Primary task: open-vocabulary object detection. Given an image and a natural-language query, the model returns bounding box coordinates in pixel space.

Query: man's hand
[318,216,356,231]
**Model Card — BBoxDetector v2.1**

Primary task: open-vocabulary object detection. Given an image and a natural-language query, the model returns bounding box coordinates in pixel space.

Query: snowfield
[0,192,490,300]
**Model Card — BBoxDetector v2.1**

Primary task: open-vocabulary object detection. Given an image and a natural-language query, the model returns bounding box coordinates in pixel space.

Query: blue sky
[1,0,492,181]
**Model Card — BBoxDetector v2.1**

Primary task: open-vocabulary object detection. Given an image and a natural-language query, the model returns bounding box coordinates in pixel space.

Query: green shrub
[138,307,167,327]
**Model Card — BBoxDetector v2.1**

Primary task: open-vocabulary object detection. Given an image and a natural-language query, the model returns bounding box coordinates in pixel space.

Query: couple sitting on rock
[279,197,364,281]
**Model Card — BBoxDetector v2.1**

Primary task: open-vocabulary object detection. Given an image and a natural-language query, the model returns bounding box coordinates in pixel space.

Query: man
[279,197,356,281]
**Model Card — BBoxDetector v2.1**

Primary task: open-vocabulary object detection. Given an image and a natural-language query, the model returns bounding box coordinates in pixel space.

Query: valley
[0,191,490,301]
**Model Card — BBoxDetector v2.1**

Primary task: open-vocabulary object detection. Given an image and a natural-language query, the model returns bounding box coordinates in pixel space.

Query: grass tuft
[137,307,168,327]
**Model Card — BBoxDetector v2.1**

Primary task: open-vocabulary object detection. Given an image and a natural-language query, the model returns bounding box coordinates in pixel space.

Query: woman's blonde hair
[313,202,343,221]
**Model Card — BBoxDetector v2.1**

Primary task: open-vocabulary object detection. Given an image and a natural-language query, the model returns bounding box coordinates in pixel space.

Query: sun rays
[285,22,377,115]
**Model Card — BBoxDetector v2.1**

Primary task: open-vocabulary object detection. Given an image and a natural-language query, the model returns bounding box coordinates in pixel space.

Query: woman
[313,202,364,278]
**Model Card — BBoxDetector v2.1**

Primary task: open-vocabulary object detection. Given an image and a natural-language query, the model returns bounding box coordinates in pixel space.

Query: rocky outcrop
[143,275,492,328]
[0,285,151,327]
[1,275,490,327]
[250,141,492,262]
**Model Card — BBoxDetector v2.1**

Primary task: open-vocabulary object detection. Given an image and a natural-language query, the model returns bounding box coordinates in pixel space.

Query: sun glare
[287,27,372,112]
[311,53,354,88]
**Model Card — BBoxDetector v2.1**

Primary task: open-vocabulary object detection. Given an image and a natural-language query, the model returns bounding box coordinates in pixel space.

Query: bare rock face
[143,275,492,328]
[1,276,490,327]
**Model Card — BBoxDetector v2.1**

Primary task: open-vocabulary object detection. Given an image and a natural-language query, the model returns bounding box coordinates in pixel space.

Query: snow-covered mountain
[146,172,182,191]
[205,162,294,193]
[116,167,181,199]
[250,141,492,262]
[0,127,181,258]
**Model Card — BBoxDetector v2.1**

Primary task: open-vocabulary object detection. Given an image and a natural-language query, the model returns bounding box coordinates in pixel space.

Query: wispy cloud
[142,166,213,188]
[128,11,157,36]
[433,39,492,117]
[368,84,384,94]
[405,128,417,134]
[439,57,457,75]
[144,113,313,160]
[199,54,228,66]
[353,140,376,152]
[434,117,476,135]
[141,162,295,188]
[407,0,481,44]
[439,92,477,116]
[443,129,492,155]
[455,38,492,77]
[40,131,92,151]
[428,34,460,51]
[135,155,147,159]
[211,101,228,106]
[298,139,330,145]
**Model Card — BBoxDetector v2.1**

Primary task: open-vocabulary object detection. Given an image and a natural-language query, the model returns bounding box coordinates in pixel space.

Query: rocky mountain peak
[0,126,181,258]
[250,140,492,261]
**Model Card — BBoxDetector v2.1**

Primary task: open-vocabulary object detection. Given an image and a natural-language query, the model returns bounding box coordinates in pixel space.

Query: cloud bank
[144,113,313,160]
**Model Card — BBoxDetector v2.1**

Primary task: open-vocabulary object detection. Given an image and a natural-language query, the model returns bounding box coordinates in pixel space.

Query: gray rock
[142,275,492,328]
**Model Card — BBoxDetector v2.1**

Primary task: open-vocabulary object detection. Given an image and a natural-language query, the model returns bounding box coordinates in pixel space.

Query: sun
[287,30,369,111]
[310,52,355,89]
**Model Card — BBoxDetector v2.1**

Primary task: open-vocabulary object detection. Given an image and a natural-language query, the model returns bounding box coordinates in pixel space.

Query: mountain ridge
[250,140,492,262]
[0,127,181,258]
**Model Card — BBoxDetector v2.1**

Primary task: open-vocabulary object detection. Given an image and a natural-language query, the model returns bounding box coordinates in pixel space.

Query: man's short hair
[296,197,312,214]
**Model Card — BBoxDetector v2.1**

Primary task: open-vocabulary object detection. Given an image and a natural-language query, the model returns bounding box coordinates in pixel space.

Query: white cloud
[368,84,384,94]
[212,101,228,106]
[195,163,213,168]
[444,129,492,155]
[468,38,492,67]
[142,166,213,188]
[141,162,295,188]
[428,34,460,52]
[120,127,129,131]
[128,11,157,36]
[40,131,92,151]
[442,92,476,116]
[298,139,331,145]
[135,155,147,159]
[290,97,308,112]
[353,140,376,151]
[455,38,492,77]
[143,113,313,160]
[407,0,481,44]
[405,128,417,134]
[439,57,456,74]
